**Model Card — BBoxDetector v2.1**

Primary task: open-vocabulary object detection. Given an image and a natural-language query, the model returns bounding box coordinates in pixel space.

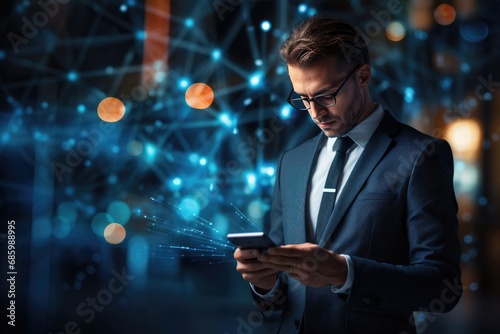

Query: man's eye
[317,95,334,101]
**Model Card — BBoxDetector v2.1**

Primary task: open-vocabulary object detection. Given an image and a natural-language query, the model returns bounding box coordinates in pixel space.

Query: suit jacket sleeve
[348,137,462,313]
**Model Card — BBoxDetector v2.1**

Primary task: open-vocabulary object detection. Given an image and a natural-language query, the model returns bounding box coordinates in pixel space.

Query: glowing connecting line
[229,203,262,232]
[143,197,262,264]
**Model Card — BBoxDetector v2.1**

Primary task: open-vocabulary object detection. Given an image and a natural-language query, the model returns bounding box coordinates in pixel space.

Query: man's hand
[257,243,347,288]
[234,248,280,292]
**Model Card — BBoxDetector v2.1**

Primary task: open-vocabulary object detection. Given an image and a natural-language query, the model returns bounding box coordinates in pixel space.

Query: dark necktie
[314,136,354,243]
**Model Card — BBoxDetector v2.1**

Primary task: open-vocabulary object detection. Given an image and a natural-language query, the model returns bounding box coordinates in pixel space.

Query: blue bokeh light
[404,87,414,103]
[260,166,275,177]
[107,200,131,225]
[246,172,257,190]
[145,144,157,157]
[460,21,489,43]
[185,18,194,28]
[219,112,234,127]
[108,175,118,184]
[260,20,271,32]
[67,71,78,82]
[212,49,221,61]
[135,30,147,40]
[178,196,201,220]
[463,234,474,244]
[127,236,149,275]
[249,72,263,88]
[179,78,190,88]
[280,105,292,119]
[91,213,114,237]
[414,30,428,40]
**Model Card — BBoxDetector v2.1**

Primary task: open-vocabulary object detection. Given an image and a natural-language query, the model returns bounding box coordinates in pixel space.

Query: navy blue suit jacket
[252,111,462,333]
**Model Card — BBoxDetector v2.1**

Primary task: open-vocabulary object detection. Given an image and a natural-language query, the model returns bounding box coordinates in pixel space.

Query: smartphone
[227,232,276,250]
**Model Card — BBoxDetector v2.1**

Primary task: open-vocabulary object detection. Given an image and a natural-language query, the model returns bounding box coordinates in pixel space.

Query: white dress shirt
[308,104,385,236]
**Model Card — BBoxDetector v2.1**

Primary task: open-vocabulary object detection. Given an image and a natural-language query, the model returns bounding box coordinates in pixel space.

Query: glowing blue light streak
[142,198,264,264]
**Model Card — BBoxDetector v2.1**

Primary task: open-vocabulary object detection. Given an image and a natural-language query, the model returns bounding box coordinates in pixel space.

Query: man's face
[288,57,368,137]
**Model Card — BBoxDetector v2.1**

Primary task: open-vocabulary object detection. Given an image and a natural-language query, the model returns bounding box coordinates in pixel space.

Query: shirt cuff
[250,277,281,300]
[330,254,354,294]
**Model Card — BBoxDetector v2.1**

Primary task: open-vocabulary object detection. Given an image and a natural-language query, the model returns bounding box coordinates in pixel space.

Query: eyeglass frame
[287,64,361,111]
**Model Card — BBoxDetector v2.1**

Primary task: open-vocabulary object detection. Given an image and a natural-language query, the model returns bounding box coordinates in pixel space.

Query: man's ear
[358,63,371,86]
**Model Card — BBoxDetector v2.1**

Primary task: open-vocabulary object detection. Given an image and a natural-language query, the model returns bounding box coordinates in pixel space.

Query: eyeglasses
[287,65,360,111]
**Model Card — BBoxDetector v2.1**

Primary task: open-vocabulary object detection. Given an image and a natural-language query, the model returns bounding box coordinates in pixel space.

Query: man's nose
[308,101,327,119]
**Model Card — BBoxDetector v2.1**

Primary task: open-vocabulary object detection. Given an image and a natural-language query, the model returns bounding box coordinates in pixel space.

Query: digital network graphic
[0,0,499,332]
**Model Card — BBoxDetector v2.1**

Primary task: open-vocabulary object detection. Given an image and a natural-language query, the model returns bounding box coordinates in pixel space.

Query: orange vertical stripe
[142,0,170,88]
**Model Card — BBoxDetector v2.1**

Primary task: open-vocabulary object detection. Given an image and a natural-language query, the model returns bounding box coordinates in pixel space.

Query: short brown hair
[279,15,369,67]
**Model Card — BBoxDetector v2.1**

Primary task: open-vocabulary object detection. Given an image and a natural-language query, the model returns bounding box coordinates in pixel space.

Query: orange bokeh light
[386,21,406,42]
[445,119,481,161]
[104,223,126,244]
[434,4,456,26]
[185,83,214,109]
[97,97,126,122]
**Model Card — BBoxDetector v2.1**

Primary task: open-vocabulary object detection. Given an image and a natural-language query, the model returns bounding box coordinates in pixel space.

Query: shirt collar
[326,104,385,150]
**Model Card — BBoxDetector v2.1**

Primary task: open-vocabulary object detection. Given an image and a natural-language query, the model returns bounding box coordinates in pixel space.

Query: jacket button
[360,296,371,305]
[360,294,381,306]
[294,317,300,329]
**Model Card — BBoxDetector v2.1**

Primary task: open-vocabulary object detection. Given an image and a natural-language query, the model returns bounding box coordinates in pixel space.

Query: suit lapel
[318,112,400,247]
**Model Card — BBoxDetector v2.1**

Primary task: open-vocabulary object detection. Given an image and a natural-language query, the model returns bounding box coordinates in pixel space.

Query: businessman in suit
[233,16,462,333]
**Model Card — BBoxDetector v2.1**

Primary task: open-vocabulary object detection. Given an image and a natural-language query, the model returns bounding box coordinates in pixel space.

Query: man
[233,16,462,333]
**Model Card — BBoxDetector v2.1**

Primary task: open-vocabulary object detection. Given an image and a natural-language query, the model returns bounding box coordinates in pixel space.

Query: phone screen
[227,232,276,250]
